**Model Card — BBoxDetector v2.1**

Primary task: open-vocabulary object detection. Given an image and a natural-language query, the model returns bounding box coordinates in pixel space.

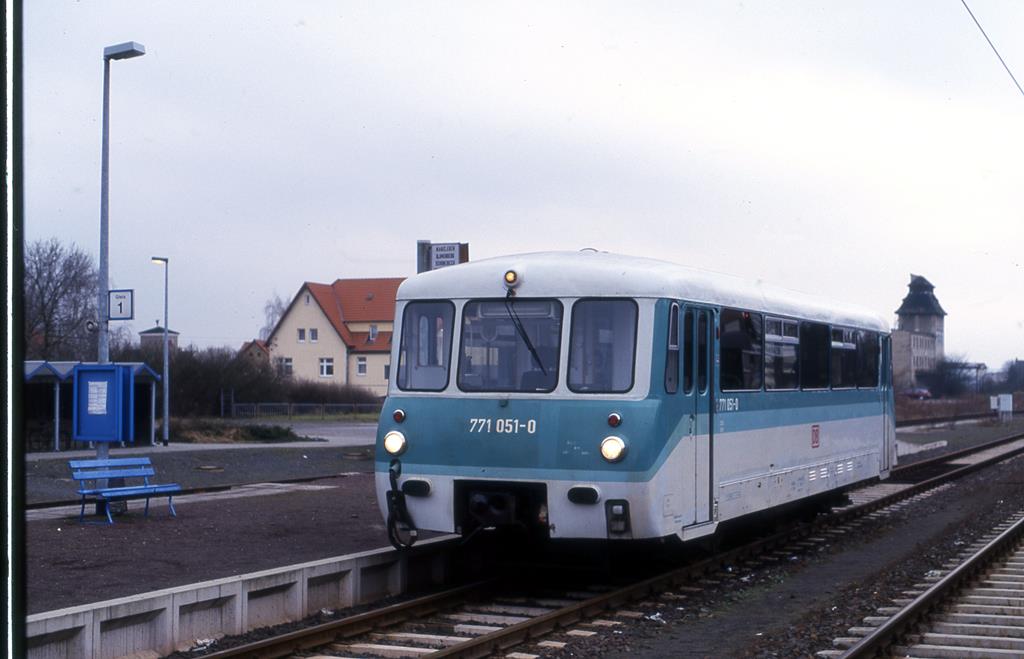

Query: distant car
[902,387,932,400]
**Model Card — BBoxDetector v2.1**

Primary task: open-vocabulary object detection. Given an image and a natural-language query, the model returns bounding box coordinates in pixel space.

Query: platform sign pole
[150,381,157,446]
[54,382,61,452]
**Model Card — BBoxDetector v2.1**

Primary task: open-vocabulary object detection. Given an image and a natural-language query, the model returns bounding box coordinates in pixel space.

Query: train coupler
[385,459,418,550]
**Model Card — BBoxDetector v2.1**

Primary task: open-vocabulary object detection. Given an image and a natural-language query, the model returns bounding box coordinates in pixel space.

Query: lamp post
[98,41,146,365]
[96,41,145,467]
[152,257,169,446]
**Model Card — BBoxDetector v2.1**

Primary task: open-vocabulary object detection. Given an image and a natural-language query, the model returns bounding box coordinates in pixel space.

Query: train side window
[799,321,830,389]
[765,317,799,390]
[698,310,708,394]
[857,330,880,388]
[665,303,680,394]
[720,308,763,391]
[397,301,455,391]
[830,328,858,388]
[684,309,694,394]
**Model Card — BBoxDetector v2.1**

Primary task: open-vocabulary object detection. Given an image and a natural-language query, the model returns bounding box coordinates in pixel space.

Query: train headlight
[383,430,407,456]
[504,269,520,288]
[600,436,627,463]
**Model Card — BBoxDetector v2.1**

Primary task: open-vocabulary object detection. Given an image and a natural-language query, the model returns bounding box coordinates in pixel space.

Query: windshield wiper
[504,293,547,375]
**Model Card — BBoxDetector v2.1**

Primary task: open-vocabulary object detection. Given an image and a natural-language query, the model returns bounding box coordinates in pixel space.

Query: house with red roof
[265,278,404,396]
[238,339,269,362]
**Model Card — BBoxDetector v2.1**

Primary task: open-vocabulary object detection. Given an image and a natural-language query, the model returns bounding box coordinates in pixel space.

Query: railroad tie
[368,632,471,648]
[452,623,503,635]
[566,629,598,637]
[330,642,435,658]
[443,612,530,626]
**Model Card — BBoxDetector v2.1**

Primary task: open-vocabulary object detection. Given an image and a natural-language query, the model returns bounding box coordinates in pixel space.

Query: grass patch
[170,418,319,444]
[237,412,381,423]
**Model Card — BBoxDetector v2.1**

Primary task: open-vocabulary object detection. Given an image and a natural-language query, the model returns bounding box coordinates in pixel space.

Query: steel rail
[434,435,1024,658]
[200,580,496,659]
[191,431,1024,659]
[839,512,1024,658]
[889,429,1024,479]
[830,434,1024,527]
[895,411,995,428]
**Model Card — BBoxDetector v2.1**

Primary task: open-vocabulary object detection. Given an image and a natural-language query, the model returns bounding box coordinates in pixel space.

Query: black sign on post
[417,240,469,273]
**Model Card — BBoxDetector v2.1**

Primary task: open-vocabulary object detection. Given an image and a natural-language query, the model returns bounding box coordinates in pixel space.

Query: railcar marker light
[393,409,406,423]
[600,436,627,462]
[384,430,407,455]
[504,270,519,287]
[608,412,622,427]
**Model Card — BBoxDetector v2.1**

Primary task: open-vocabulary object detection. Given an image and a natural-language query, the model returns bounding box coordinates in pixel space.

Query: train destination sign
[430,243,460,269]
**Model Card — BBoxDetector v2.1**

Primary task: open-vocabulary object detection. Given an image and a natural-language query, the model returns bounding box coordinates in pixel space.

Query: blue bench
[69,457,181,524]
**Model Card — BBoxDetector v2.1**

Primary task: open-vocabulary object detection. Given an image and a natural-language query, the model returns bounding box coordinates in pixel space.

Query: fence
[231,402,382,419]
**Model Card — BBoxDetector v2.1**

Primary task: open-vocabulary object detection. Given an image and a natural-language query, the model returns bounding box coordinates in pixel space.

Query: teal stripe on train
[375,391,885,483]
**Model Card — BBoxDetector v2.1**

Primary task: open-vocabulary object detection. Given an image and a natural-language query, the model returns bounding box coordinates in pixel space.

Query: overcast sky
[22,1,1023,369]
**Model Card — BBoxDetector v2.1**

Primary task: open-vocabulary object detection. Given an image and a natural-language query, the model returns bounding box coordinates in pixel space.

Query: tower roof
[895,274,946,316]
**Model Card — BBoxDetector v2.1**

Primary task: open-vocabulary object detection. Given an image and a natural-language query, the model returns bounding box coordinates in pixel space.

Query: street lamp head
[104,42,146,60]
[151,256,168,265]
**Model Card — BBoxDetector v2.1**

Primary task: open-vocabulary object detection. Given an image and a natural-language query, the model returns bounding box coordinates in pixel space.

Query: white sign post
[430,243,460,269]
[108,289,134,320]
[998,394,1014,423]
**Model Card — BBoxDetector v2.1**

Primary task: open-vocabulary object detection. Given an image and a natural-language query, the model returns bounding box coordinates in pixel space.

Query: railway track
[195,431,1024,658]
[825,505,1024,658]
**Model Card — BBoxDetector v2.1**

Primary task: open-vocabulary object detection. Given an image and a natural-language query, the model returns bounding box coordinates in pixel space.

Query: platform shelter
[24,360,161,452]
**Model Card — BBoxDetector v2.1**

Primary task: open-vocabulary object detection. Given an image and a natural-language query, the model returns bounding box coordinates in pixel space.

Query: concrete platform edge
[26,535,459,659]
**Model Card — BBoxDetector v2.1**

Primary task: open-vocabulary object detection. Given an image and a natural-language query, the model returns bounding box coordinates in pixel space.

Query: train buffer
[69,457,181,524]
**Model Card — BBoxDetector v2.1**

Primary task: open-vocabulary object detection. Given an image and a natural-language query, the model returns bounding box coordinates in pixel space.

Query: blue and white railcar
[376,251,896,547]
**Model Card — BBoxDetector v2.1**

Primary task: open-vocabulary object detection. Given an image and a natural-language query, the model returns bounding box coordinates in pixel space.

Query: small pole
[150,380,157,446]
[53,381,61,452]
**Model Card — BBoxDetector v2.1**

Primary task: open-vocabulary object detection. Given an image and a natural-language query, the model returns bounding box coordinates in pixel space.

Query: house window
[305,294,310,305]
[369,324,379,343]
[309,328,318,343]
[319,358,334,377]
[297,328,306,343]
[384,364,390,380]
[276,357,293,377]
[357,356,367,376]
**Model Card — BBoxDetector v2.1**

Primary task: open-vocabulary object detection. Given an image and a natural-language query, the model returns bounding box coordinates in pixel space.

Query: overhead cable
[960,0,1024,99]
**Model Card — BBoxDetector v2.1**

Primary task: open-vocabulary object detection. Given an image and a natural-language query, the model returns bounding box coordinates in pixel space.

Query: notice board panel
[73,364,128,442]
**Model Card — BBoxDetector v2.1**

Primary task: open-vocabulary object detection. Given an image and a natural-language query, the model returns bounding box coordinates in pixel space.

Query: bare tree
[917,353,973,398]
[24,238,99,360]
[259,292,289,340]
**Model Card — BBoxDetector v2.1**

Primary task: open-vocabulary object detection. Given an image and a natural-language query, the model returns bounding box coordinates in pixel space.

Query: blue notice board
[73,364,135,443]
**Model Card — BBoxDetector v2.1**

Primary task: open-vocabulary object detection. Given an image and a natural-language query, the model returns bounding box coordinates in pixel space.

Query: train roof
[398,251,890,333]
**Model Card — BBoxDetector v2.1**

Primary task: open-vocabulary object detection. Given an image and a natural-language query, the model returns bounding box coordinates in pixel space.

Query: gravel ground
[545,452,1024,658]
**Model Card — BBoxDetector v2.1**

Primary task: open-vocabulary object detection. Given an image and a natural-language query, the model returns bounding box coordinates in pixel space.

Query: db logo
[811,424,821,449]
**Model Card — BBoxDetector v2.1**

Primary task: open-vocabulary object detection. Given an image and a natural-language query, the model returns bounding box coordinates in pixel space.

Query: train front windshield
[396,298,638,394]
[459,299,563,392]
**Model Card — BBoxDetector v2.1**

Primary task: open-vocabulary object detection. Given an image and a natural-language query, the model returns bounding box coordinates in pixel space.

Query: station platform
[22,418,1022,615]
[23,435,386,615]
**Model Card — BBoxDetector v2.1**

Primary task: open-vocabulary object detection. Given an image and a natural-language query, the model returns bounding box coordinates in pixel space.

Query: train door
[683,305,715,526]
[880,335,895,473]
